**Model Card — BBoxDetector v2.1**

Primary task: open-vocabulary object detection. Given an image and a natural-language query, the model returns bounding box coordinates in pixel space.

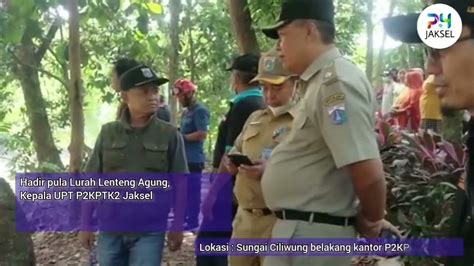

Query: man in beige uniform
[259,0,391,265]
[225,49,297,266]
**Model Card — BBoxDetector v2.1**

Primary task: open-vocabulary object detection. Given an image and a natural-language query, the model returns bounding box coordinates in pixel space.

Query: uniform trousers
[263,219,356,266]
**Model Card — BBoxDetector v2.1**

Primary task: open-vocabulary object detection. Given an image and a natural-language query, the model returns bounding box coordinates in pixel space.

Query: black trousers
[186,162,204,228]
[195,202,237,266]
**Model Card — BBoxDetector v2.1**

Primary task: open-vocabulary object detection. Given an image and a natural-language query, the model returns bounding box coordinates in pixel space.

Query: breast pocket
[143,143,168,172]
[243,125,261,141]
[292,113,319,147]
[103,143,127,172]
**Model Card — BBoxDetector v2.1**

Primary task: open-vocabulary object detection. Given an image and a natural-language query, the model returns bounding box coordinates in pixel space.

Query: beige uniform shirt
[261,47,380,217]
[232,107,295,209]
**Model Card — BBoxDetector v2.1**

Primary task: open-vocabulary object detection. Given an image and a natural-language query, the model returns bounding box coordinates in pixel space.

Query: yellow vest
[420,75,442,120]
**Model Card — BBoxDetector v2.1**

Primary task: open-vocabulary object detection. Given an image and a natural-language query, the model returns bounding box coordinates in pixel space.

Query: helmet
[173,79,197,95]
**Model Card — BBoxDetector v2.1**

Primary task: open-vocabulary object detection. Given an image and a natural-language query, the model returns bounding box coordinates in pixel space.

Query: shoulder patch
[323,92,345,107]
[327,104,347,125]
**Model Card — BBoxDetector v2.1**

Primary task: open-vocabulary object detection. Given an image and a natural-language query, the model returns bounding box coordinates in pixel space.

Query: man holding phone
[196,53,265,266]
[224,49,297,266]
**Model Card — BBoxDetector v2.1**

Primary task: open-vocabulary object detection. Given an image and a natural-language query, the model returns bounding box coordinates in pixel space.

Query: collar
[119,108,156,131]
[262,102,298,118]
[231,87,263,104]
[300,47,342,82]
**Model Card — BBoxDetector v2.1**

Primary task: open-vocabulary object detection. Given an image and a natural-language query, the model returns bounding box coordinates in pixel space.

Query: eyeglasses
[426,33,474,59]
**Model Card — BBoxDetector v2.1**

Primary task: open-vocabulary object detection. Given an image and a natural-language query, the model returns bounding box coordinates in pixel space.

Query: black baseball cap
[119,65,169,91]
[383,0,474,44]
[261,0,335,39]
[226,53,260,74]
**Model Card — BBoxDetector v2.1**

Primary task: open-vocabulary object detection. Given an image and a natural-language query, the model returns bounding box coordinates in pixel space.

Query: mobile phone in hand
[227,154,254,166]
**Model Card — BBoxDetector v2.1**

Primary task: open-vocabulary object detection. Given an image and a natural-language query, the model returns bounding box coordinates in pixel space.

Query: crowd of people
[378,68,443,134]
[76,0,474,266]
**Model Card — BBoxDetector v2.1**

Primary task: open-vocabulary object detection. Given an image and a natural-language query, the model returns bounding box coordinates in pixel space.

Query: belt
[243,208,273,216]
[274,209,355,226]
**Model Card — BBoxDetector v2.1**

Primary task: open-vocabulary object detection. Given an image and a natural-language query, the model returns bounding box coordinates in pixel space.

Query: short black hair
[295,19,335,44]
[314,20,335,44]
[235,70,259,86]
[113,58,140,77]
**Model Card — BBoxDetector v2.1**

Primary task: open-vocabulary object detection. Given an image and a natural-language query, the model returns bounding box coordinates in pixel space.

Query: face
[389,70,398,80]
[229,71,239,94]
[397,70,406,84]
[427,26,474,111]
[123,85,159,116]
[174,91,193,107]
[277,21,317,75]
[262,79,295,107]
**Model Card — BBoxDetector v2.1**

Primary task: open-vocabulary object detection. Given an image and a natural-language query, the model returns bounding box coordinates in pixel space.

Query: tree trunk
[365,0,374,81]
[375,0,396,80]
[67,0,84,173]
[228,0,260,54]
[406,44,412,68]
[167,0,182,125]
[0,178,35,265]
[186,0,196,82]
[12,21,63,170]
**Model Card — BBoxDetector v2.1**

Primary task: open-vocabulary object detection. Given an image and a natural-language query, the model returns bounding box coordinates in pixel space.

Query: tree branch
[35,18,61,63]
[9,50,68,89]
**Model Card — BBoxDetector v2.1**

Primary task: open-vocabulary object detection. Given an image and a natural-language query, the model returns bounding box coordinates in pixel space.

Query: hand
[167,231,183,252]
[380,220,402,238]
[356,213,383,238]
[224,155,238,175]
[201,193,217,220]
[78,231,95,250]
[238,160,266,180]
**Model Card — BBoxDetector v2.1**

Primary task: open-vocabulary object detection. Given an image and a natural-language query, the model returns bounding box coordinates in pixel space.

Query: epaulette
[321,61,339,86]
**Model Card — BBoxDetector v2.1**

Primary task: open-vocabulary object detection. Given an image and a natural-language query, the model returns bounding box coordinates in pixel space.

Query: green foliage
[377,116,464,265]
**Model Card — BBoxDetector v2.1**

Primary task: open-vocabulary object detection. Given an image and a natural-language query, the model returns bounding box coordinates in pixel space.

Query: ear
[120,91,127,103]
[308,22,319,42]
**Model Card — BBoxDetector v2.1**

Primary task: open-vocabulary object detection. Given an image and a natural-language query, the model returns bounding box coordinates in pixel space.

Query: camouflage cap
[251,49,295,85]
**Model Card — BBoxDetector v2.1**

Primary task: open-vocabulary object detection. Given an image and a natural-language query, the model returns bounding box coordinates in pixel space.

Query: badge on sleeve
[328,103,347,125]
[324,92,347,125]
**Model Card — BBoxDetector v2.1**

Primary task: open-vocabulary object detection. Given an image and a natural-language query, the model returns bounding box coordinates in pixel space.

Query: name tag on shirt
[261,148,273,161]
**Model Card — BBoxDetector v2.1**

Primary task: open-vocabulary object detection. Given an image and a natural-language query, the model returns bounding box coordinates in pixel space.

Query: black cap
[226,53,260,74]
[383,0,474,44]
[119,65,169,91]
[261,0,335,39]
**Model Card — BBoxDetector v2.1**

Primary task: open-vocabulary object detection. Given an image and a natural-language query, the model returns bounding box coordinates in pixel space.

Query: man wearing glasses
[384,0,474,265]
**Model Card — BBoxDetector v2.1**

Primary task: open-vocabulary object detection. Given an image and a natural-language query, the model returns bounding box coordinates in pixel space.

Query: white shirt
[381,81,395,116]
